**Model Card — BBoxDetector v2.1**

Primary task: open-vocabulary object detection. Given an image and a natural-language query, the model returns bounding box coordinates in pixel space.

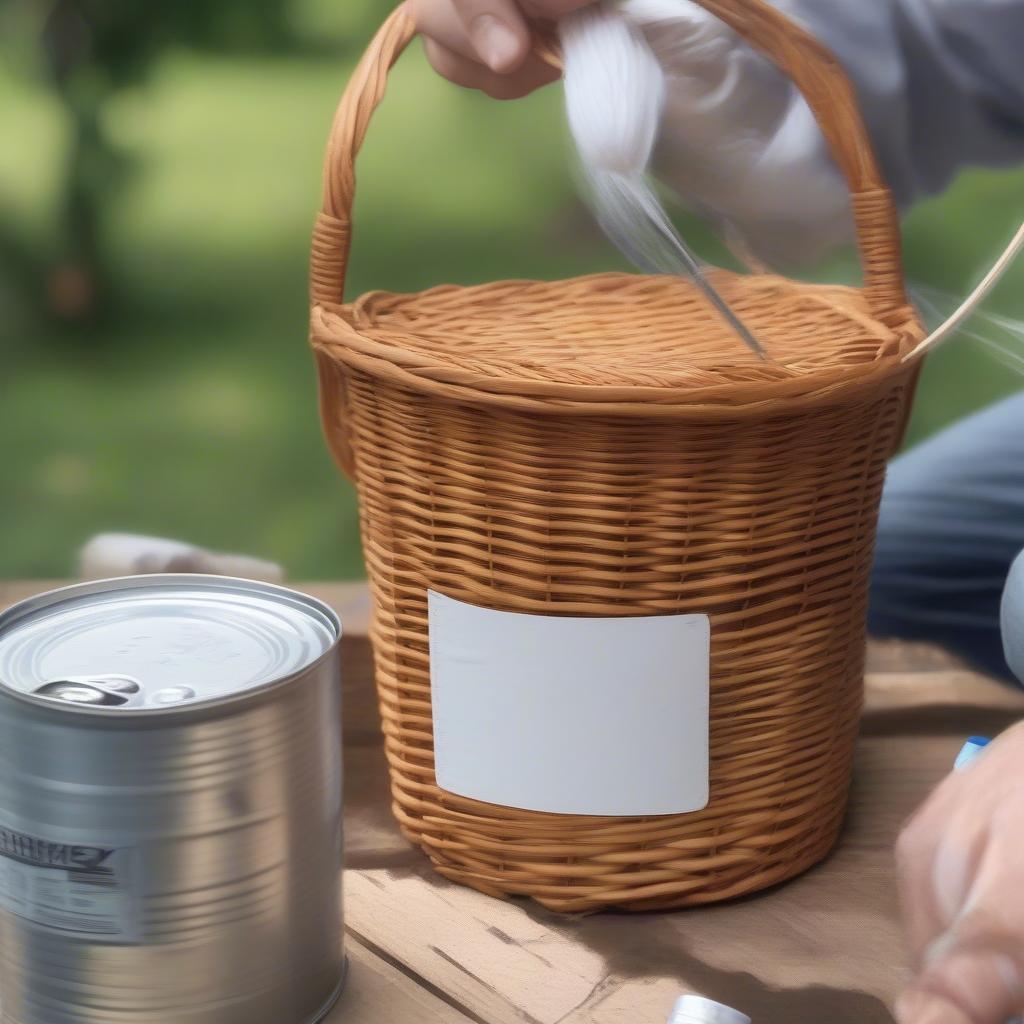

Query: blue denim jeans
[869,391,1024,683]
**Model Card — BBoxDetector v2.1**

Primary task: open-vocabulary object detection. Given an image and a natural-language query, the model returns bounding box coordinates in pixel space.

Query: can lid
[0,576,338,711]
[670,995,751,1024]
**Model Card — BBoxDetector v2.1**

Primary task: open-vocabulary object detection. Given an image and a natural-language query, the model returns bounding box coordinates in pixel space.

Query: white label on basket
[428,591,710,816]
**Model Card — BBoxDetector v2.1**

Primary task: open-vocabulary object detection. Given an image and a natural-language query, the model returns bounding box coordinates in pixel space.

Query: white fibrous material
[79,533,285,583]
[560,1,672,272]
[559,0,854,273]
[559,0,766,357]
[561,3,664,178]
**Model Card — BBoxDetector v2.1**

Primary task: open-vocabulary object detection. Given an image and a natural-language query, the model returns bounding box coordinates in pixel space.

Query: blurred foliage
[0,0,364,321]
[0,1,1022,578]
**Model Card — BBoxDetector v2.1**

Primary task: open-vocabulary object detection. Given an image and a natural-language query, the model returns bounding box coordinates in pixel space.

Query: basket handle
[312,0,910,323]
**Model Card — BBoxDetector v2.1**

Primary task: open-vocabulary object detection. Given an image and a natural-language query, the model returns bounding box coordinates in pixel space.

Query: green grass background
[2,7,1022,580]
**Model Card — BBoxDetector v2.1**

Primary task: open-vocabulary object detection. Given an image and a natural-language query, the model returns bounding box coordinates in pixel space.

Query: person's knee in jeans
[870,393,1024,683]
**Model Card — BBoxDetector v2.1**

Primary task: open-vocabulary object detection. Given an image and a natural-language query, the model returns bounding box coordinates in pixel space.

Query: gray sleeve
[782,0,1024,207]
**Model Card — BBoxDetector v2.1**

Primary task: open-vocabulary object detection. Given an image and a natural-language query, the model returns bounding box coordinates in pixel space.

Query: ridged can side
[0,576,344,1024]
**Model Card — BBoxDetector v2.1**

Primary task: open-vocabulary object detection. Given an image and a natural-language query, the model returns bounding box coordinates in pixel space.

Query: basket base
[397,804,848,914]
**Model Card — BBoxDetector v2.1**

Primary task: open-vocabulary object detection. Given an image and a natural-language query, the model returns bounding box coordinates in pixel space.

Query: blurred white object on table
[670,994,751,1024]
[79,533,284,583]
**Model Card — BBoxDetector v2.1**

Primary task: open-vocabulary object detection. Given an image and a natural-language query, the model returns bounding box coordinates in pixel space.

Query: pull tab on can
[33,681,128,707]
[33,675,142,708]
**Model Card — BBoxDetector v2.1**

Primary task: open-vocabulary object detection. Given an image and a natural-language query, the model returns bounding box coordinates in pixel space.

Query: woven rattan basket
[310,0,926,912]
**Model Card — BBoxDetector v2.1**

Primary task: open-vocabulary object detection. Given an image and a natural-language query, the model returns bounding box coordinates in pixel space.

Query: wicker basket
[310,0,925,912]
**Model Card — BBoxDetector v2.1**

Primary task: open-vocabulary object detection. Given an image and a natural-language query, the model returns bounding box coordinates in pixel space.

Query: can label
[0,824,138,941]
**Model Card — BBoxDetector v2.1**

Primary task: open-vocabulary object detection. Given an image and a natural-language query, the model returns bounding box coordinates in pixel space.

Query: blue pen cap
[953,736,991,773]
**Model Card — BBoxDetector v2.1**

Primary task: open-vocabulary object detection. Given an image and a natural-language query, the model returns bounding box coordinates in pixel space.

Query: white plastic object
[670,994,751,1024]
[428,590,710,817]
[903,221,1024,363]
[78,533,284,583]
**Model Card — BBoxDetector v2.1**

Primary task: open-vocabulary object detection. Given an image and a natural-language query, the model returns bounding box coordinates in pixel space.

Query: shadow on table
[535,911,896,1024]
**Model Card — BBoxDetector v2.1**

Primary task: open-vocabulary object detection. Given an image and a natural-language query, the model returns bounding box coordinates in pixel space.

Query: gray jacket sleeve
[785,0,1024,207]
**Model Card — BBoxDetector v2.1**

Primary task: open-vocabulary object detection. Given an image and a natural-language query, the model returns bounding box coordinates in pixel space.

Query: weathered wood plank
[304,581,372,638]
[345,868,608,1024]
[325,938,474,1023]
[865,637,970,675]
[864,669,1024,717]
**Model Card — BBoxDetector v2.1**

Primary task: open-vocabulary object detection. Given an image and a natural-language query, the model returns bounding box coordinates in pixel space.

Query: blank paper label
[428,591,710,816]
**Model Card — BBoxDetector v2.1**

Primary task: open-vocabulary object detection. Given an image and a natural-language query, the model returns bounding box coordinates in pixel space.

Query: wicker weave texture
[310,0,926,911]
[315,278,918,911]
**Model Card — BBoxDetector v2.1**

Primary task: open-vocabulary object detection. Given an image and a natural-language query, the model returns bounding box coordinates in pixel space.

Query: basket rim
[310,272,924,421]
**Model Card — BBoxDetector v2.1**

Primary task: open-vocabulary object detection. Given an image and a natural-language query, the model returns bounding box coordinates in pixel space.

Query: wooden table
[4,581,1024,1024]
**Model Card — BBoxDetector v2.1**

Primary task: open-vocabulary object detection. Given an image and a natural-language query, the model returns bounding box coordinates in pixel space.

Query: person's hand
[409,0,591,98]
[895,722,1024,1024]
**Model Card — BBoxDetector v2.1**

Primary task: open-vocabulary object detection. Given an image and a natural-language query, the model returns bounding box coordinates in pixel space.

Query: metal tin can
[0,576,344,1024]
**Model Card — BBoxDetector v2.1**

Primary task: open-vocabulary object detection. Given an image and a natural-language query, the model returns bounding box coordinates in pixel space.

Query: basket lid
[313,267,922,414]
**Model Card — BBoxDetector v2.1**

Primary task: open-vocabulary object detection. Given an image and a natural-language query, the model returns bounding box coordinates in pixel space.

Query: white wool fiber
[559,1,765,356]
